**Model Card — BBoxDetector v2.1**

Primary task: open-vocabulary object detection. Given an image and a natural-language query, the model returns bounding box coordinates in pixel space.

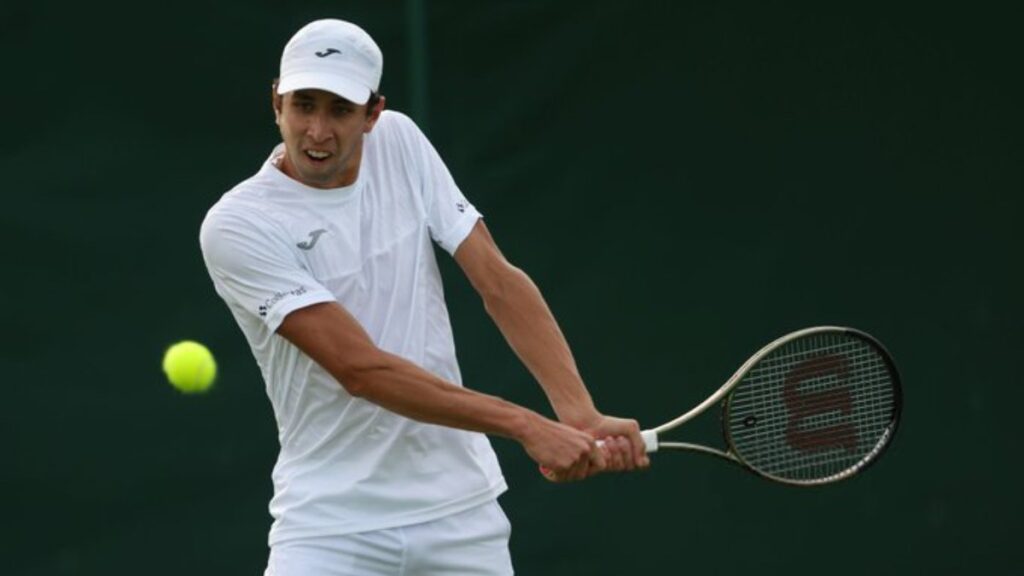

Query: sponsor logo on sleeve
[258,286,309,318]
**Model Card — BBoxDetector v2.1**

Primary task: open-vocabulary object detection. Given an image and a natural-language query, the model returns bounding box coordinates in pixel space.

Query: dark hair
[365,91,382,115]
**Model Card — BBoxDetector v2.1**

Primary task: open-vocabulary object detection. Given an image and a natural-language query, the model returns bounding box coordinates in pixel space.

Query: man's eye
[294,102,314,112]
[334,107,353,116]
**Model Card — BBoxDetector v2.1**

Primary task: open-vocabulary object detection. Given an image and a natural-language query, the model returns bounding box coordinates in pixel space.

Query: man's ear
[271,81,283,125]
[364,96,387,133]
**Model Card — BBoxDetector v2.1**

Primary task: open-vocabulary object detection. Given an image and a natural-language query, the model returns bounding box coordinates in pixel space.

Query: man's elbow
[338,373,371,397]
[478,262,531,306]
[333,355,391,398]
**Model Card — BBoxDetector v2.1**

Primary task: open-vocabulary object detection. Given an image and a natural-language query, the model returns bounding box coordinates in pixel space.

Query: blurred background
[3,1,1021,574]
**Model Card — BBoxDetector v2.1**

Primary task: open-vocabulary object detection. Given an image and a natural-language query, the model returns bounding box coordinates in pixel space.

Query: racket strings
[726,332,897,483]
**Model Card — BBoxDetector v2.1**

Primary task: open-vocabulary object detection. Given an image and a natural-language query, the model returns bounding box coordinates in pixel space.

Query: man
[200,18,648,575]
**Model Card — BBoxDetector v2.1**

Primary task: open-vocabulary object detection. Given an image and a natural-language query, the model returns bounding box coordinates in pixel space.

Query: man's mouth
[305,150,332,161]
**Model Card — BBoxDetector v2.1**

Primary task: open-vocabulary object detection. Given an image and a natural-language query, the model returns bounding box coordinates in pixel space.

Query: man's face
[274,88,382,189]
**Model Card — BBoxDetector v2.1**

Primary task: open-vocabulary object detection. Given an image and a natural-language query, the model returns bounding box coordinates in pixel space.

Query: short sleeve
[199,206,336,332]
[392,114,482,254]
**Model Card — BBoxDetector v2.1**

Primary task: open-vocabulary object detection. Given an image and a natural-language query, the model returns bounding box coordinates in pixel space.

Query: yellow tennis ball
[162,340,217,393]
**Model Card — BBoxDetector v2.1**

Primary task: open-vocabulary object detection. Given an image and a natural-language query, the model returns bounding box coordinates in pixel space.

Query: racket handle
[641,429,658,452]
[591,431,657,452]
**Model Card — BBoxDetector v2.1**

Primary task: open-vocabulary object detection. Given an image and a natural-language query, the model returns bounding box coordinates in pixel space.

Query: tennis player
[199,18,648,575]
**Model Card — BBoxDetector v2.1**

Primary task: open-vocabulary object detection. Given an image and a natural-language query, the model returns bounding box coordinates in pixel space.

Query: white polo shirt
[199,110,507,545]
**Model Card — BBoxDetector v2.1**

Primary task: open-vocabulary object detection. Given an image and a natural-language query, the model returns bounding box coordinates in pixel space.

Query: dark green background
[3,1,1021,574]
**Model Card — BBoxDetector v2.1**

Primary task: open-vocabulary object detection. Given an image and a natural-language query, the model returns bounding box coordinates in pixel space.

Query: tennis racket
[547,326,901,485]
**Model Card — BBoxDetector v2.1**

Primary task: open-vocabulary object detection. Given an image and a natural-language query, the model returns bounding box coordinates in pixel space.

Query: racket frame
[641,325,901,485]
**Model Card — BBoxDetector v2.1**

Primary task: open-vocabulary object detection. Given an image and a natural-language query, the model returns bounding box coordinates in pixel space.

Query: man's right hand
[519,413,607,482]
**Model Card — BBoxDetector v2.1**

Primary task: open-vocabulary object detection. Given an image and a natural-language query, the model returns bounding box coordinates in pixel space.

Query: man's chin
[296,165,343,188]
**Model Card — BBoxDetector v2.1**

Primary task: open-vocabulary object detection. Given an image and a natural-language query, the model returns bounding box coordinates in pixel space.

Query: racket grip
[641,429,658,453]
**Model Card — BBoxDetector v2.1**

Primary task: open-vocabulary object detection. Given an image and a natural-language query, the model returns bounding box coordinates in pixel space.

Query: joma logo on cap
[315,48,342,58]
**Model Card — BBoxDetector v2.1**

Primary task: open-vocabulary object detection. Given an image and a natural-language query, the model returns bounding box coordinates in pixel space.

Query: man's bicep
[453,220,517,297]
[276,302,382,386]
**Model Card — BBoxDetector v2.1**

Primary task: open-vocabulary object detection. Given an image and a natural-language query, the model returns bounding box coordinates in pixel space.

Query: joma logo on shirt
[297,229,328,250]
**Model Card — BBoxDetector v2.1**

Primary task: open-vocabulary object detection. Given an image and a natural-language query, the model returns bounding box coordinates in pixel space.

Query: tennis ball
[162,340,217,393]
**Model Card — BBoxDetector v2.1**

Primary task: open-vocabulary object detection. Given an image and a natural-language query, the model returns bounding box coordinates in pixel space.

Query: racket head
[723,327,901,485]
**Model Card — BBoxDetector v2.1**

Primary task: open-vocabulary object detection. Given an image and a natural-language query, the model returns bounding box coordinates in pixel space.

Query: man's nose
[307,113,332,142]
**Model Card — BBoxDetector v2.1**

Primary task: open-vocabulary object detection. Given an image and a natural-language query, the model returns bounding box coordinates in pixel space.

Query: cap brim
[277,73,371,105]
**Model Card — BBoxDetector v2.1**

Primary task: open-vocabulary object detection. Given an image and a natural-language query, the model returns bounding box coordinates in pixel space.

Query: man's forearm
[480,266,599,428]
[343,348,537,439]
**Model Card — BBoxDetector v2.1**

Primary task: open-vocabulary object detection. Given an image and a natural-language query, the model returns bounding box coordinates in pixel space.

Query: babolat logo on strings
[315,48,342,58]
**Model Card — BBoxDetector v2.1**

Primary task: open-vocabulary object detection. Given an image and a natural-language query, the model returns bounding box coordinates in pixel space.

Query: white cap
[277,19,383,105]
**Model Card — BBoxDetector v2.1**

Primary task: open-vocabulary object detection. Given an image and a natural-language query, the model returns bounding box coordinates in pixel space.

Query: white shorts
[264,500,514,576]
